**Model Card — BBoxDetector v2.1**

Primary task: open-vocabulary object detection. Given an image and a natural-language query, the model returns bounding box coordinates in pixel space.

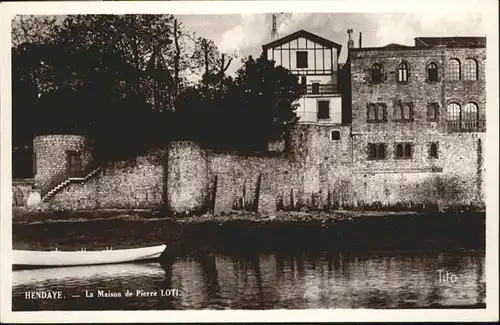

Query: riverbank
[12,207,485,255]
[12,205,485,225]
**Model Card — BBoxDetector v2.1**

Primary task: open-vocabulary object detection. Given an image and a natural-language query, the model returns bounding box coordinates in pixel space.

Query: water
[12,250,485,310]
[12,213,486,310]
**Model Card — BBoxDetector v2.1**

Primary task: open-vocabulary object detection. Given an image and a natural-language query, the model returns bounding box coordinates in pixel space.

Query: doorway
[66,150,82,176]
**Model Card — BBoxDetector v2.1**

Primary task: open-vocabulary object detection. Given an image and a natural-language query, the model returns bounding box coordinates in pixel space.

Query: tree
[11,15,197,163]
[11,15,57,48]
[51,15,181,110]
[11,16,59,148]
[232,54,302,149]
[176,54,302,151]
[192,37,236,82]
[12,15,299,167]
[11,16,59,178]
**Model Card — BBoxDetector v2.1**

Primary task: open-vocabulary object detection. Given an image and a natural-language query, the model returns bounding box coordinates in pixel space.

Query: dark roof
[415,37,486,48]
[350,46,417,53]
[262,29,342,54]
[350,36,487,54]
[381,43,413,49]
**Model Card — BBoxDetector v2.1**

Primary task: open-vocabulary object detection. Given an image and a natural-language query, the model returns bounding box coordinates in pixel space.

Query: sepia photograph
[1,0,498,322]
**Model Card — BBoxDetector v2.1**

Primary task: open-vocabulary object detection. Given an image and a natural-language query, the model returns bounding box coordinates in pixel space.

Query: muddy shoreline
[12,206,485,224]
[12,208,485,255]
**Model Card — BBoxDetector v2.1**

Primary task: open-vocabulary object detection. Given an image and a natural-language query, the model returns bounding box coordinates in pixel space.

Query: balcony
[296,111,342,124]
[447,120,486,133]
[301,84,337,95]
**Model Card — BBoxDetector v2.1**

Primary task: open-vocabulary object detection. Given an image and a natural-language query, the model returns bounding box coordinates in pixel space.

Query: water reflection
[12,250,485,310]
[13,263,163,287]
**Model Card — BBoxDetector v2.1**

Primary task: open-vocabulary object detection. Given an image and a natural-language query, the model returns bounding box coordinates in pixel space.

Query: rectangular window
[330,131,340,141]
[427,102,439,121]
[317,100,330,119]
[367,103,387,123]
[296,51,308,69]
[32,153,36,175]
[371,64,383,84]
[368,143,386,160]
[300,76,307,93]
[395,143,412,159]
[311,82,320,94]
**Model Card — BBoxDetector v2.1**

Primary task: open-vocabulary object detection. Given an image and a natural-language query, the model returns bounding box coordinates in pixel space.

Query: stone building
[17,30,487,213]
[347,34,486,206]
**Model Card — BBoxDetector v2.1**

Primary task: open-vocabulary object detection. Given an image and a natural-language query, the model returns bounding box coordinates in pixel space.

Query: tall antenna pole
[347,28,354,50]
[271,14,278,40]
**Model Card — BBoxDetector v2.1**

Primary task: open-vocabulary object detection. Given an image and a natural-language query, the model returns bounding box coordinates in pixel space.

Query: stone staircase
[41,167,101,202]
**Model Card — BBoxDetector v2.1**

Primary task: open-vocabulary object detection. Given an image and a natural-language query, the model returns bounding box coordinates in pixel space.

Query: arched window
[394,104,403,120]
[377,105,387,121]
[397,62,409,82]
[427,62,439,82]
[447,59,461,80]
[429,143,438,159]
[463,102,478,121]
[464,59,478,81]
[402,104,413,121]
[447,102,461,121]
[367,104,377,121]
[371,63,383,83]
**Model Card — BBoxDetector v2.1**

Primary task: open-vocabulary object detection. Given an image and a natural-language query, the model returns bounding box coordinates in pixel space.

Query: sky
[10,11,488,78]
[177,12,487,75]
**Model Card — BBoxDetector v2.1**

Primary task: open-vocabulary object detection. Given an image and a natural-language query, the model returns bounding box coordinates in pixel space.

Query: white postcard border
[1,0,498,322]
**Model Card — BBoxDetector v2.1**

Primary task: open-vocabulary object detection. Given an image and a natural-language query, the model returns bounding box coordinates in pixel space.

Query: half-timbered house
[262,30,343,124]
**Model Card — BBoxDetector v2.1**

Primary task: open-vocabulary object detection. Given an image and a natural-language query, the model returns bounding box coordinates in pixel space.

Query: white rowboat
[13,244,167,268]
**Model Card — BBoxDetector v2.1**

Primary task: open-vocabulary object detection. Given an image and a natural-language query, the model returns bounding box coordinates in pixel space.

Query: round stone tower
[33,135,93,188]
[166,141,209,214]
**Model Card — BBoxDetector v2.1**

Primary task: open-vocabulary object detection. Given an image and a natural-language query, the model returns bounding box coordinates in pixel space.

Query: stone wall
[48,151,165,211]
[49,176,98,210]
[12,179,34,206]
[288,124,353,208]
[207,151,294,214]
[166,142,209,214]
[33,135,94,188]
[98,153,165,209]
[36,126,485,213]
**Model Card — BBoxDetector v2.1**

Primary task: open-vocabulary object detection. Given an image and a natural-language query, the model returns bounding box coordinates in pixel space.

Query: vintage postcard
[1,0,498,323]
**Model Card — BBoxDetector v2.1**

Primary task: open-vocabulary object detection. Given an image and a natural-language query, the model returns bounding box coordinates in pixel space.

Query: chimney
[347,29,354,49]
[359,32,362,48]
[271,14,278,41]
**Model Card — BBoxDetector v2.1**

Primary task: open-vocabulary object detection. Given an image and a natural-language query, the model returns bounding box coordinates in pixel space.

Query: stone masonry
[25,36,487,214]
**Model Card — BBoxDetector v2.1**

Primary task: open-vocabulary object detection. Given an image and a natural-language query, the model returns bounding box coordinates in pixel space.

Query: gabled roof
[415,37,486,48]
[262,29,342,54]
